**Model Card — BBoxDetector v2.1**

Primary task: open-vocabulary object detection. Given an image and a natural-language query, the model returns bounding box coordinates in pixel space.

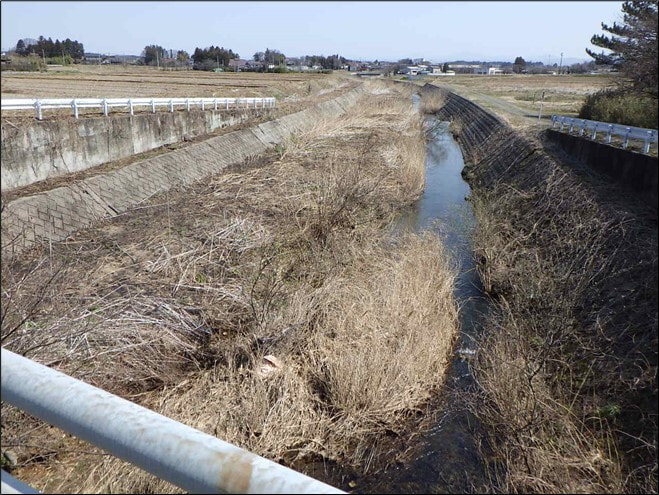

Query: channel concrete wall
[545,129,657,206]
[1,107,271,191]
[1,85,365,255]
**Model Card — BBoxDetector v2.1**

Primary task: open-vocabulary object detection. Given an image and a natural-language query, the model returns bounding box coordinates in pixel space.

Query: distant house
[473,66,488,75]
[399,65,423,75]
[429,69,456,76]
[228,58,248,70]
[488,67,504,75]
[355,72,383,78]
[83,53,105,64]
[108,55,140,65]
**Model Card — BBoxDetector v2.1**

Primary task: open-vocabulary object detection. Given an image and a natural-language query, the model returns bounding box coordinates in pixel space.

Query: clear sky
[1,1,624,63]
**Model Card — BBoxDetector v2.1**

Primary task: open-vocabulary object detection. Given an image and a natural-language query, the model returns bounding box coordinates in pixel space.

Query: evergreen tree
[512,56,526,73]
[587,1,658,97]
[15,39,26,55]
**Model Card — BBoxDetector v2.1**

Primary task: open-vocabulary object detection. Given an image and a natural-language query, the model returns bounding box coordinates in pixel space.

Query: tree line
[141,45,190,66]
[15,36,84,60]
[192,46,239,70]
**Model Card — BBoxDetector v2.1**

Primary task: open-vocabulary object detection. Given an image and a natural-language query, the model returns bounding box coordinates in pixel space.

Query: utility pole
[559,52,563,75]
[217,55,220,69]
[156,49,160,70]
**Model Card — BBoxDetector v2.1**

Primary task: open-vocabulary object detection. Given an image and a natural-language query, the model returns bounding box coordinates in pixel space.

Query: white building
[488,67,504,75]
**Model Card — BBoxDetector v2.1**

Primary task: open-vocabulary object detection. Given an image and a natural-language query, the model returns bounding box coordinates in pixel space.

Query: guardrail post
[128,99,134,116]
[169,99,174,112]
[214,99,218,110]
[644,131,653,154]
[201,99,205,111]
[591,124,597,140]
[568,118,575,133]
[579,120,586,136]
[103,99,109,117]
[34,100,42,120]
[560,118,565,132]
[643,131,655,154]
[151,99,156,113]
[226,99,229,110]
[72,99,79,119]
[186,98,190,112]
[607,125,613,143]
[623,127,631,149]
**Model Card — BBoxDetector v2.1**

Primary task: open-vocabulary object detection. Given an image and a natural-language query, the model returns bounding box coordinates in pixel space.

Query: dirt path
[430,82,540,128]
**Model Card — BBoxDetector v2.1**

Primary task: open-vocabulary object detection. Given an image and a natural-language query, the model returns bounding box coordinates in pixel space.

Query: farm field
[0,64,351,116]
[420,73,617,129]
[1,64,356,124]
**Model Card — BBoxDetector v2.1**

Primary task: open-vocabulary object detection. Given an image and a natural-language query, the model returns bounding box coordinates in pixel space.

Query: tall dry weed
[465,144,657,493]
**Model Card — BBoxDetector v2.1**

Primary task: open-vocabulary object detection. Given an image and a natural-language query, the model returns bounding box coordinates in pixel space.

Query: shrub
[579,88,658,129]
[1,55,47,72]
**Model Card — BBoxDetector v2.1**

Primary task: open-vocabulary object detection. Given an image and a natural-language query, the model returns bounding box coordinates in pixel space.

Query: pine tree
[587,1,658,97]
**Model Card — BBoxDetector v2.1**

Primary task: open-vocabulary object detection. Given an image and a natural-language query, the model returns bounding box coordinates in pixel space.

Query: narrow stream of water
[360,99,489,493]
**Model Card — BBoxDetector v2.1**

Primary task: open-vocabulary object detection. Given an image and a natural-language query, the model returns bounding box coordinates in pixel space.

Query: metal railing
[1,97,276,120]
[0,348,345,494]
[551,115,658,154]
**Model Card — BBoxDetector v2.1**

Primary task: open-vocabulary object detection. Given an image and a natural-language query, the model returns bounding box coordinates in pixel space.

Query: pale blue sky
[1,1,624,63]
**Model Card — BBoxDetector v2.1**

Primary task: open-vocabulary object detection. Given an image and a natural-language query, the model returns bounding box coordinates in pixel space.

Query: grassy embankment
[444,100,658,493]
[1,81,459,492]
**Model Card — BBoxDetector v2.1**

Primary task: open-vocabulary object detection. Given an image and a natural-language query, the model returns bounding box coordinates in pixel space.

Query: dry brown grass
[465,151,657,494]
[418,89,447,115]
[1,81,459,493]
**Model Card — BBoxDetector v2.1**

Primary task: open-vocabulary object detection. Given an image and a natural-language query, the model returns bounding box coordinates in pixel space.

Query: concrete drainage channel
[0,84,365,256]
[1,105,273,190]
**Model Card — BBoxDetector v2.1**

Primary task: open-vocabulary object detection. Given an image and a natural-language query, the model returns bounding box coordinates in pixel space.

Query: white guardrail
[0,348,345,494]
[551,115,658,154]
[0,97,276,120]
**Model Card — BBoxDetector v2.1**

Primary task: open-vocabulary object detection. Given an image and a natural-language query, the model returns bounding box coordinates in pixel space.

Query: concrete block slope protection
[1,102,272,191]
[1,84,365,256]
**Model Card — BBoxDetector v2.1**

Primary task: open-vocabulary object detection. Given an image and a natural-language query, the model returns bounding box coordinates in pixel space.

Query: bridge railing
[1,97,276,120]
[551,115,658,154]
[0,348,344,494]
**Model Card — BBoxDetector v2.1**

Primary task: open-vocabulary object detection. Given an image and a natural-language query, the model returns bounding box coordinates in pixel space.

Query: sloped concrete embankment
[423,82,657,491]
[1,107,272,191]
[1,85,365,255]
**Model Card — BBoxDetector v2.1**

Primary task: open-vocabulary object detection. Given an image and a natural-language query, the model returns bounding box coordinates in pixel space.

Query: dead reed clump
[79,232,458,494]
[419,89,448,115]
[311,233,458,439]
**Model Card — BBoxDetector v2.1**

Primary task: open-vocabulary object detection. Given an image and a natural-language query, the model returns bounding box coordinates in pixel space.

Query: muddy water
[359,107,490,493]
